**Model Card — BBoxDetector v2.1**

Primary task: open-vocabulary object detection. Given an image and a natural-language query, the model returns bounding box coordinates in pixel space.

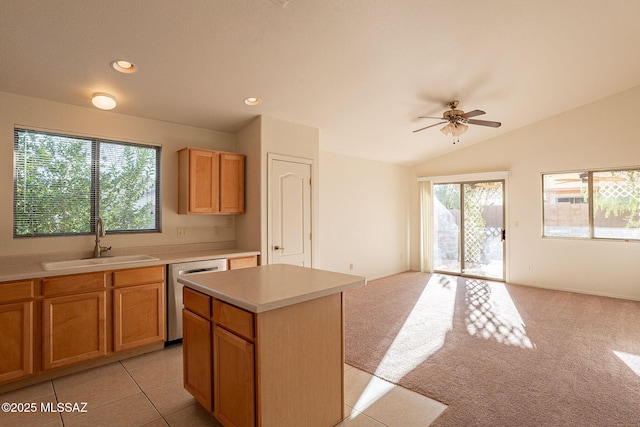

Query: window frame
[541,168,640,242]
[13,127,162,238]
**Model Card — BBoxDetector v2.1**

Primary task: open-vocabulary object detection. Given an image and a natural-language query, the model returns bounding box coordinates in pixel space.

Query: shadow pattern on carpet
[344,272,640,426]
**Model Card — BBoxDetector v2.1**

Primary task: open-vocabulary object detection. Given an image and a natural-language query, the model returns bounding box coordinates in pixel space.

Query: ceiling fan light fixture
[440,122,454,135]
[452,123,468,137]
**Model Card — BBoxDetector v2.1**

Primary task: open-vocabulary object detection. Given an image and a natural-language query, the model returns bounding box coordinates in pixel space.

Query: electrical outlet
[177,228,188,238]
[528,264,534,271]
[349,263,354,270]
[227,217,233,228]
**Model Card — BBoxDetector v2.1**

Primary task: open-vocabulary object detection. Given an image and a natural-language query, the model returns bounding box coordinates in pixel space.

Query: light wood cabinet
[228,255,258,270]
[113,266,165,352]
[42,290,106,370]
[213,326,255,427]
[182,286,344,426]
[183,288,256,426]
[1,266,168,389]
[178,147,245,215]
[182,306,213,412]
[219,153,245,214]
[0,280,34,383]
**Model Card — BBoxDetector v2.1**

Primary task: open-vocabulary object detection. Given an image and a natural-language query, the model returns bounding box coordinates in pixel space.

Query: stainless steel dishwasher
[167,258,227,343]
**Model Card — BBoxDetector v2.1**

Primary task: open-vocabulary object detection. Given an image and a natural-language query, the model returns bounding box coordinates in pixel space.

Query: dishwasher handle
[179,266,222,276]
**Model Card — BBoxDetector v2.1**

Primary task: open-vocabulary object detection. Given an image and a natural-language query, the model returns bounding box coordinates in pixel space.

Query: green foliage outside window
[14,129,160,237]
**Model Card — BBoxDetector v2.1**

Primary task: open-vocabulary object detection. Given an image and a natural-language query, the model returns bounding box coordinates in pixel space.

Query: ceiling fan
[413,100,502,143]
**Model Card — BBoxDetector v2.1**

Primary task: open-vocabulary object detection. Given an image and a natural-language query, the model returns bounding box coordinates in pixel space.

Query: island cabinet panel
[182,285,346,427]
[213,326,255,427]
[0,300,33,383]
[256,293,344,427]
[42,290,106,370]
[182,307,213,412]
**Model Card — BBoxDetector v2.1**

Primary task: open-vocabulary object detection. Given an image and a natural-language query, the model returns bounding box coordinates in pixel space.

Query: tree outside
[14,130,159,237]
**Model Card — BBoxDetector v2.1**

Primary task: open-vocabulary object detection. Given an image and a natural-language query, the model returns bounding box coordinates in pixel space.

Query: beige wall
[0,92,238,257]
[410,86,640,300]
[318,151,410,279]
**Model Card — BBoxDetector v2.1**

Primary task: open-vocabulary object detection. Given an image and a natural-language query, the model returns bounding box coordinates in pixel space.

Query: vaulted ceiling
[2,1,640,165]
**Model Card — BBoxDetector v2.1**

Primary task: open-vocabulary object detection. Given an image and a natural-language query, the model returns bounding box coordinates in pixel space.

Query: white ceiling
[2,0,640,166]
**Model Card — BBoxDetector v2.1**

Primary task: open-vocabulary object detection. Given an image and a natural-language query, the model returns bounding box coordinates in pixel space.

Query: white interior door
[269,157,312,266]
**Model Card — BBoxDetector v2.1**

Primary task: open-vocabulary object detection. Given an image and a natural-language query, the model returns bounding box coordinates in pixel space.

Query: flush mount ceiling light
[91,93,117,110]
[244,97,261,106]
[110,60,137,74]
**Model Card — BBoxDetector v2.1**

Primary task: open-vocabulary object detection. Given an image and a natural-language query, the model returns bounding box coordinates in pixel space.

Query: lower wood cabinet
[0,280,34,384]
[0,265,166,388]
[183,308,213,412]
[213,326,255,427]
[183,287,256,426]
[183,286,345,427]
[42,290,106,370]
[113,266,166,352]
[0,300,33,383]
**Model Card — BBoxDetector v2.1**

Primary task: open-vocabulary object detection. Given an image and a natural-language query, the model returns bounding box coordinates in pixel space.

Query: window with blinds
[14,128,161,238]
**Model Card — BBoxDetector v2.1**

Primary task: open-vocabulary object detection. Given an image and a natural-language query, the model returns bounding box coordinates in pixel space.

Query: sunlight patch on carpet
[352,274,457,413]
[465,279,534,348]
[613,350,640,377]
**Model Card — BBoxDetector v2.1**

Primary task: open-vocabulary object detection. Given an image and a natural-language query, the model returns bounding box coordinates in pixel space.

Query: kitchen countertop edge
[178,264,367,313]
[0,248,260,282]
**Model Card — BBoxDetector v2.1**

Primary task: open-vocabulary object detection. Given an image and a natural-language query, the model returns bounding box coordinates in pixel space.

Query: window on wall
[14,128,161,238]
[542,169,640,240]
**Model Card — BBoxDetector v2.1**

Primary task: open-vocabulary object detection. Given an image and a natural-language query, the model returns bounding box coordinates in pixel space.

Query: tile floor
[0,344,446,427]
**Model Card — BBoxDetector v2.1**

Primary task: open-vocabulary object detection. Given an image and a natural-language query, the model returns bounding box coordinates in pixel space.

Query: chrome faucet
[93,218,111,258]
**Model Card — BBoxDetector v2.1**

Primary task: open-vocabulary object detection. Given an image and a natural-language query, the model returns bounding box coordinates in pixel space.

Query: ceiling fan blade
[467,118,502,128]
[413,121,446,133]
[417,116,445,120]
[461,110,485,119]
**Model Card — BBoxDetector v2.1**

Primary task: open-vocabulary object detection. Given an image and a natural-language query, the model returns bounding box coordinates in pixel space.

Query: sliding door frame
[419,171,510,282]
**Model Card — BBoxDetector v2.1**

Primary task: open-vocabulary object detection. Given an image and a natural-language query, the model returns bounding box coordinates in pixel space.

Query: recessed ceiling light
[111,60,137,74]
[92,93,117,110]
[244,97,261,106]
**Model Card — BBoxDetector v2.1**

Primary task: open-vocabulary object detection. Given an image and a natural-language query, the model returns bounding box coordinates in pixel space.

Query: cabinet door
[0,301,33,383]
[42,291,106,370]
[213,326,255,427]
[219,153,245,214]
[190,149,220,213]
[183,309,213,412]
[113,282,165,352]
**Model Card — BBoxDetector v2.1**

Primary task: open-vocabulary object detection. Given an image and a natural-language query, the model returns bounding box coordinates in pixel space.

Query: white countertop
[178,264,366,313]
[0,246,260,282]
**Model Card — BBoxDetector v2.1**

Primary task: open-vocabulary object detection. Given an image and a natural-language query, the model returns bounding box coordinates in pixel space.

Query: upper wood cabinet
[178,148,245,215]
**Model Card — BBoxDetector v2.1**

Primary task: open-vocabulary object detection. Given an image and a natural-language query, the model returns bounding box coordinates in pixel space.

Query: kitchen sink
[41,254,160,271]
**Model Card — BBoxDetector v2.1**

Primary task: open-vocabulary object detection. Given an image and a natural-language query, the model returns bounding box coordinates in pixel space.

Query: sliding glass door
[433,181,505,280]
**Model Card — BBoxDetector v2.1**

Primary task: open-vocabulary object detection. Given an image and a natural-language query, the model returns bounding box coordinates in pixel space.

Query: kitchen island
[178,264,366,427]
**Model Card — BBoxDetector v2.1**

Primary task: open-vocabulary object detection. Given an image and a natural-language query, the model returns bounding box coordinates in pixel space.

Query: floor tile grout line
[118,360,168,426]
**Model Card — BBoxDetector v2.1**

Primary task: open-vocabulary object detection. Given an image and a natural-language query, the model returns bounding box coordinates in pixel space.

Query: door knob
[274,245,285,251]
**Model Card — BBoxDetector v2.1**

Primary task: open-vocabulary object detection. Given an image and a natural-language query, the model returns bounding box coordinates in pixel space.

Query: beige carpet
[344,272,640,426]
